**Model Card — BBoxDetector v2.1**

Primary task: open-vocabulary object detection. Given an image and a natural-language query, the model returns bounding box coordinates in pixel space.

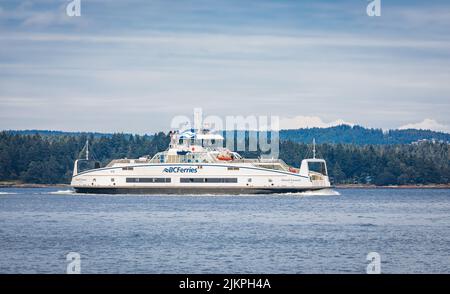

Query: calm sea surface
[0,188,449,273]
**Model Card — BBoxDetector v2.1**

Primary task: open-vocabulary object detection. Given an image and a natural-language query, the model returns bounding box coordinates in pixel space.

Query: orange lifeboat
[217,152,233,161]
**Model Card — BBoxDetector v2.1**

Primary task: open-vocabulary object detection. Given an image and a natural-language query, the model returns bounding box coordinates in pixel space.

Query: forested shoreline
[0,131,449,185]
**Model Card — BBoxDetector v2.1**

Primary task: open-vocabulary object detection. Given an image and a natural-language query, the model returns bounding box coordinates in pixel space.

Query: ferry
[71,128,331,194]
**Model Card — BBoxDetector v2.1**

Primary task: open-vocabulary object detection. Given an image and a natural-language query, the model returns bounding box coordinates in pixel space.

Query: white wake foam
[49,189,75,195]
[0,192,17,195]
[283,188,341,196]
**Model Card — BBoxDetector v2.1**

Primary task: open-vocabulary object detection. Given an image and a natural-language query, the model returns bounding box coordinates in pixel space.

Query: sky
[0,0,450,134]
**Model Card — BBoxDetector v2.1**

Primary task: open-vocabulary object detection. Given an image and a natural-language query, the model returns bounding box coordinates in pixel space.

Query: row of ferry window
[125,177,238,183]
[153,154,207,163]
[123,167,240,171]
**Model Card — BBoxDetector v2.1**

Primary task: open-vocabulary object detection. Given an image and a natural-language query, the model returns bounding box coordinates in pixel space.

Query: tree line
[11,125,450,145]
[280,125,450,145]
[0,131,449,185]
[279,141,450,185]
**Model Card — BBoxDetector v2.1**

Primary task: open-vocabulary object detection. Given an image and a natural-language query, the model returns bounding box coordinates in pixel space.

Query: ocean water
[0,187,450,274]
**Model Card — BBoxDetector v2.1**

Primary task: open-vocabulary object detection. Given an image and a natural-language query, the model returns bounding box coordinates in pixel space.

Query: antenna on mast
[313,138,316,159]
[85,139,89,161]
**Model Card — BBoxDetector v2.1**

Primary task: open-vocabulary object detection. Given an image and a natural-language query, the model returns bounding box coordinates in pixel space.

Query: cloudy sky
[1,0,450,133]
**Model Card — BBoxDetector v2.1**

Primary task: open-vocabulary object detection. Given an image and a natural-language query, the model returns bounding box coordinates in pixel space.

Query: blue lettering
[163,166,198,173]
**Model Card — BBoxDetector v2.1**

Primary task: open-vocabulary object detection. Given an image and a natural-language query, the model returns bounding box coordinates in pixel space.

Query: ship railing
[229,159,260,163]
[106,159,131,167]
[106,158,152,167]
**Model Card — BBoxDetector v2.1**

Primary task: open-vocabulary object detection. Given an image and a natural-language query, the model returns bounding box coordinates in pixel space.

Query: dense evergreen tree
[280,125,450,145]
[0,132,169,184]
[277,141,450,185]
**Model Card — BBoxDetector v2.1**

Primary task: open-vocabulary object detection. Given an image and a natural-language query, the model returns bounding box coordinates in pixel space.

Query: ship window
[126,178,171,183]
[227,167,239,171]
[122,167,134,171]
[258,164,284,171]
[180,178,237,183]
[248,178,252,182]
[154,178,169,183]
[111,178,115,182]
[223,178,238,183]
[308,161,328,176]
[180,178,204,183]
[205,178,221,183]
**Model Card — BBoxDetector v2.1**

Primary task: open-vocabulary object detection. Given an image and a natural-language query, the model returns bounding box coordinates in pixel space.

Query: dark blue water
[1,188,450,273]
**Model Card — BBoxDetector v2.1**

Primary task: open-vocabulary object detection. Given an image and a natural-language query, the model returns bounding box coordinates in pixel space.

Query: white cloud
[0,2,84,28]
[1,33,450,51]
[396,7,450,27]
[398,119,450,133]
[21,11,68,27]
[1,2,450,133]
[280,116,354,130]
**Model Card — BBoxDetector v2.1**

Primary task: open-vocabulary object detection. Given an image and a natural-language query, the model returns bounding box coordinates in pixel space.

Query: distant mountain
[279,125,450,145]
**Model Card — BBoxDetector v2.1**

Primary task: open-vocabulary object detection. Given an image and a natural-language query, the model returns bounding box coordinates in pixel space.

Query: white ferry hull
[71,163,330,195]
[71,126,331,195]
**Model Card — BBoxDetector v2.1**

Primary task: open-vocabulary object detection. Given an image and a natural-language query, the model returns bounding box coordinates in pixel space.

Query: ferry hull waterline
[73,187,328,195]
[71,129,331,195]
